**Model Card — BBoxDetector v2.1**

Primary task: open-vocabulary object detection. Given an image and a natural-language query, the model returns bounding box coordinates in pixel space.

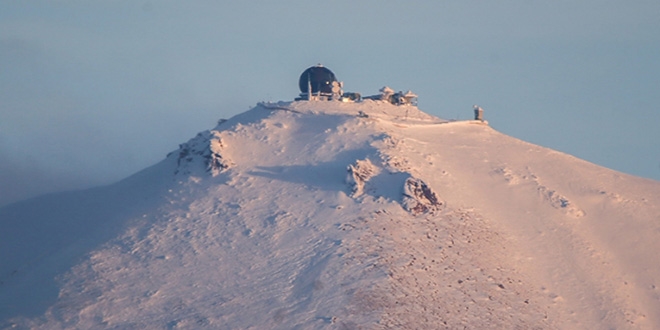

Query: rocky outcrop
[172,130,232,176]
[402,177,443,215]
[346,159,377,197]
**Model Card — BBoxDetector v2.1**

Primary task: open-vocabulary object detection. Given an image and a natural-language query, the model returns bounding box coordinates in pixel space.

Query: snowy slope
[1,100,659,329]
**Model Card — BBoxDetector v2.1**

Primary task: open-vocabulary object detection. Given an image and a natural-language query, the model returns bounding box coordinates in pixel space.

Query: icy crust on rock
[170,130,232,177]
[402,177,444,215]
[346,158,377,198]
[2,100,660,329]
[345,158,443,216]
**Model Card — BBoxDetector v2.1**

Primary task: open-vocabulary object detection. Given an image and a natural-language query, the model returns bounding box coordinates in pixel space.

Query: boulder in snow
[346,159,378,197]
[402,177,443,215]
[173,130,232,176]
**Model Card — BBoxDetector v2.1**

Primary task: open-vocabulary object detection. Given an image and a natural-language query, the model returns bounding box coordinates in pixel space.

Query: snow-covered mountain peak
[167,100,450,217]
[2,100,660,329]
[169,100,448,176]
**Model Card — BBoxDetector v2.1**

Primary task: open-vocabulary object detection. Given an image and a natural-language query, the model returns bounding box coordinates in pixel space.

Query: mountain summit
[2,100,659,329]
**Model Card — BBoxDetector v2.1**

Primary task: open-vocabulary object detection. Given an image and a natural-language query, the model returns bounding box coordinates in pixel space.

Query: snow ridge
[491,165,585,218]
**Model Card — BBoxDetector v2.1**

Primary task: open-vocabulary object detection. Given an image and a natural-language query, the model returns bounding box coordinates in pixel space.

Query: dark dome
[298,65,337,94]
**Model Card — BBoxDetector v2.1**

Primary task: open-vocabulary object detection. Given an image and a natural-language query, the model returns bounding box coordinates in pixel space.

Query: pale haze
[1,1,659,206]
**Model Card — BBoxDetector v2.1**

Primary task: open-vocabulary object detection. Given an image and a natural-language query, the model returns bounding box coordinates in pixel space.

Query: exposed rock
[537,185,585,218]
[173,130,232,176]
[346,159,378,197]
[402,177,443,215]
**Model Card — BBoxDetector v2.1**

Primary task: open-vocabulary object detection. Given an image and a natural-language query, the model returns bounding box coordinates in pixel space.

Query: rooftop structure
[295,65,416,105]
[297,65,341,101]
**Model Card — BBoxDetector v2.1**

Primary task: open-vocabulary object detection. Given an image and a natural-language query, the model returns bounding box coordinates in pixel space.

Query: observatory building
[295,64,416,105]
[297,64,343,101]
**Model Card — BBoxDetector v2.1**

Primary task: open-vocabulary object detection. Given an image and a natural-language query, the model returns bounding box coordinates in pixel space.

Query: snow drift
[1,100,659,329]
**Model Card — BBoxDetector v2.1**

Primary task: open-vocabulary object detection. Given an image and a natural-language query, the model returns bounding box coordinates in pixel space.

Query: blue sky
[1,1,659,206]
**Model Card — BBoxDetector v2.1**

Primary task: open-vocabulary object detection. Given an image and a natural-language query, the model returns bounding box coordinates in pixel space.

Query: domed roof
[298,65,337,94]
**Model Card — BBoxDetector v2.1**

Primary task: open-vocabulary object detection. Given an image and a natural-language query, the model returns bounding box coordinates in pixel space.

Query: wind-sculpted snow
[1,100,660,329]
[490,165,586,218]
[345,159,442,216]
